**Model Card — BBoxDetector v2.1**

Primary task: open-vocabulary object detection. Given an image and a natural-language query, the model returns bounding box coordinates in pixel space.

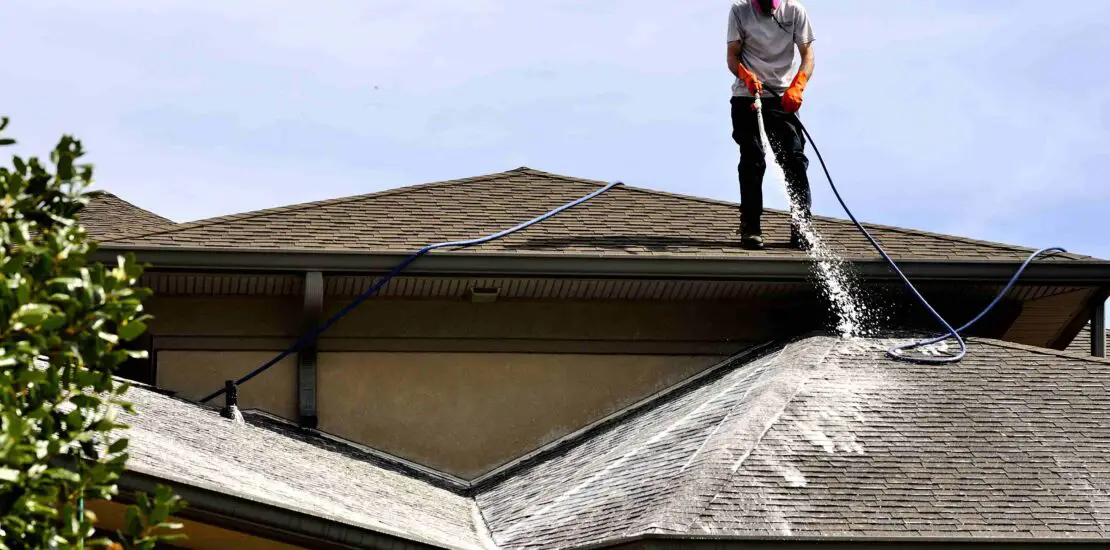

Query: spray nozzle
[220,380,245,426]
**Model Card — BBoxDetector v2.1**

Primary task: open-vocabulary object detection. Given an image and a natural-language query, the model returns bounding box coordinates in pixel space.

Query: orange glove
[736,63,763,96]
[782,71,808,113]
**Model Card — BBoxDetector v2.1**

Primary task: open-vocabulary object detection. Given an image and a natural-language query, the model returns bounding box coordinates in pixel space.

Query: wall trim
[152,336,751,356]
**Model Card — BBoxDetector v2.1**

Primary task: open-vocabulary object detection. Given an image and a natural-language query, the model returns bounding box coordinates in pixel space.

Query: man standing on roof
[727,0,815,250]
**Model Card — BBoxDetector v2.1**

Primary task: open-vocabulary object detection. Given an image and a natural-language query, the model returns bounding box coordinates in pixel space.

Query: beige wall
[145,295,793,347]
[317,352,719,479]
[157,351,298,420]
[146,295,300,337]
[318,298,785,343]
[147,295,780,478]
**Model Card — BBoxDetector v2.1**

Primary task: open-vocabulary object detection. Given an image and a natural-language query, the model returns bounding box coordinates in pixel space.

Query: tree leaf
[11,303,55,327]
[108,438,128,454]
[117,321,146,342]
[0,121,184,548]
[124,505,142,536]
[44,468,81,483]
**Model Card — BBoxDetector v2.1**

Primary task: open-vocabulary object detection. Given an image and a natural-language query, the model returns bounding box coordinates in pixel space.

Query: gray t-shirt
[727,0,815,97]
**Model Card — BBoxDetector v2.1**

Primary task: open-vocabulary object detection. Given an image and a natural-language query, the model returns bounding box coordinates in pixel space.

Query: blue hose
[200,180,623,403]
[780,101,1066,363]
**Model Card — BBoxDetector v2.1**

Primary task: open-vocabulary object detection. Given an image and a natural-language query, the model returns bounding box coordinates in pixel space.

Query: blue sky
[3,0,1108,318]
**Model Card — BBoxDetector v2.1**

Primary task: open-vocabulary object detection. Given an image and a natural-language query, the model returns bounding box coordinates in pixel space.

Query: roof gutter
[117,470,447,550]
[93,246,1110,285]
[580,533,1109,549]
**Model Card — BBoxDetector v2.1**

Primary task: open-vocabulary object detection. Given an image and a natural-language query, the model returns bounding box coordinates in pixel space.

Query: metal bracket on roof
[298,272,324,428]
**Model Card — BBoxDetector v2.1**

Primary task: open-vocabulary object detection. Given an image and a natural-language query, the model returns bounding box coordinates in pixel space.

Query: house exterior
[78,168,1110,549]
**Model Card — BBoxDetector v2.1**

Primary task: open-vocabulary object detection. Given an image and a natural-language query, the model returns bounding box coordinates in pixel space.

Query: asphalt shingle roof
[101,168,1089,261]
[1067,324,1108,357]
[120,335,1110,549]
[81,192,175,240]
[120,386,491,550]
[476,336,1110,549]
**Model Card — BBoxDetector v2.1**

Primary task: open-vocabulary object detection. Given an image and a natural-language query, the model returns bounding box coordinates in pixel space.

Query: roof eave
[118,469,449,550]
[579,532,1110,549]
[92,246,1110,285]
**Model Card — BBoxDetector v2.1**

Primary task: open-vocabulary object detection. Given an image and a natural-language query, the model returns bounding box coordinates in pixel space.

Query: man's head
[754,0,781,16]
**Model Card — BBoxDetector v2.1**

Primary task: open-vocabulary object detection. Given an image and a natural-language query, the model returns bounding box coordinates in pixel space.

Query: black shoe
[741,233,765,250]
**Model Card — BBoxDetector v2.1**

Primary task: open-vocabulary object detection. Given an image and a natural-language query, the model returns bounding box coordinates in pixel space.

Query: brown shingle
[102,168,1092,262]
[82,191,175,240]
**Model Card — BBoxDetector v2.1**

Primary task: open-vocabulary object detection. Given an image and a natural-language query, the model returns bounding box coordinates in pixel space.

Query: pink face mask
[754,0,782,16]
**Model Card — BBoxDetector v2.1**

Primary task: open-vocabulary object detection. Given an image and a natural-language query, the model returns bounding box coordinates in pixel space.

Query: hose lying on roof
[757,92,1067,364]
[200,180,623,403]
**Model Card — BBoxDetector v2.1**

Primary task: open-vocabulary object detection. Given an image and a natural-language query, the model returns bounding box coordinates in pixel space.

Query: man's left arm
[797,42,815,80]
[783,4,816,113]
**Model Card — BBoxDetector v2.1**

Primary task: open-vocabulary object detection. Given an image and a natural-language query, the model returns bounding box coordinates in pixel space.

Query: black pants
[730,96,812,235]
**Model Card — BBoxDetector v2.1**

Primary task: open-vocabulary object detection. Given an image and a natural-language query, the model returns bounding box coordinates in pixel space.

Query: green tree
[0,118,183,548]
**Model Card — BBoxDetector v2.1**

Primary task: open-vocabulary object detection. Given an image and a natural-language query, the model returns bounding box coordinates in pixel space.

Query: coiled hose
[755,93,1066,363]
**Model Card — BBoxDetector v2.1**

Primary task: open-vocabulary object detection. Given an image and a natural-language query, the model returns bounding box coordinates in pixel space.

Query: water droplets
[755,106,876,339]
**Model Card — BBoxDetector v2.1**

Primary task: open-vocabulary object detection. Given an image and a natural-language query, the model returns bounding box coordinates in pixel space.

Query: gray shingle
[120,385,491,550]
[120,335,1110,549]
[476,337,1110,549]
[695,338,1110,540]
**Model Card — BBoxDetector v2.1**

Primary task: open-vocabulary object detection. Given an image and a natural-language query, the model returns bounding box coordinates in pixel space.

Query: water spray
[755,91,1067,364]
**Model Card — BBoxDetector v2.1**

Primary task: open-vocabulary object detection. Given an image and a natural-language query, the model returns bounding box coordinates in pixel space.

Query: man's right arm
[727,41,743,78]
[726,5,742,77]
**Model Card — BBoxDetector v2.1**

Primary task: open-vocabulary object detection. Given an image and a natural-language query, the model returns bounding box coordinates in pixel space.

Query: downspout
[1093,299,1106,358]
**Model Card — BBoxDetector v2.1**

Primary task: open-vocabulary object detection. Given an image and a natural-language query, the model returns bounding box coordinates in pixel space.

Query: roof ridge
[974,337,1110,365]
[239,409,474,491]
[87,191,177,225]
[635,336,840,536]
[519,169,1071,259]
[124,384,476,492]
[101,168,528,243]
[470,343,780,489]
[100,166,1088,261]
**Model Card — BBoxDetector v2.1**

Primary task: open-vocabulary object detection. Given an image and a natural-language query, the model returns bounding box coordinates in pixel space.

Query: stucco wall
[317,298,788,343]
[146,295,300,337]
[146,295,782,478]
[316,352,719,479]
[157,351,298,420]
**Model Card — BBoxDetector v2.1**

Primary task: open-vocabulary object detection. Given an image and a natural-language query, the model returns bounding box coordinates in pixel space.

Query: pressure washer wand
[753,94,767,154]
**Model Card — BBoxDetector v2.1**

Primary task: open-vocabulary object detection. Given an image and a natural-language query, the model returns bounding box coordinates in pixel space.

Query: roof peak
[101,167,542,243]
[98,167,1095,263]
